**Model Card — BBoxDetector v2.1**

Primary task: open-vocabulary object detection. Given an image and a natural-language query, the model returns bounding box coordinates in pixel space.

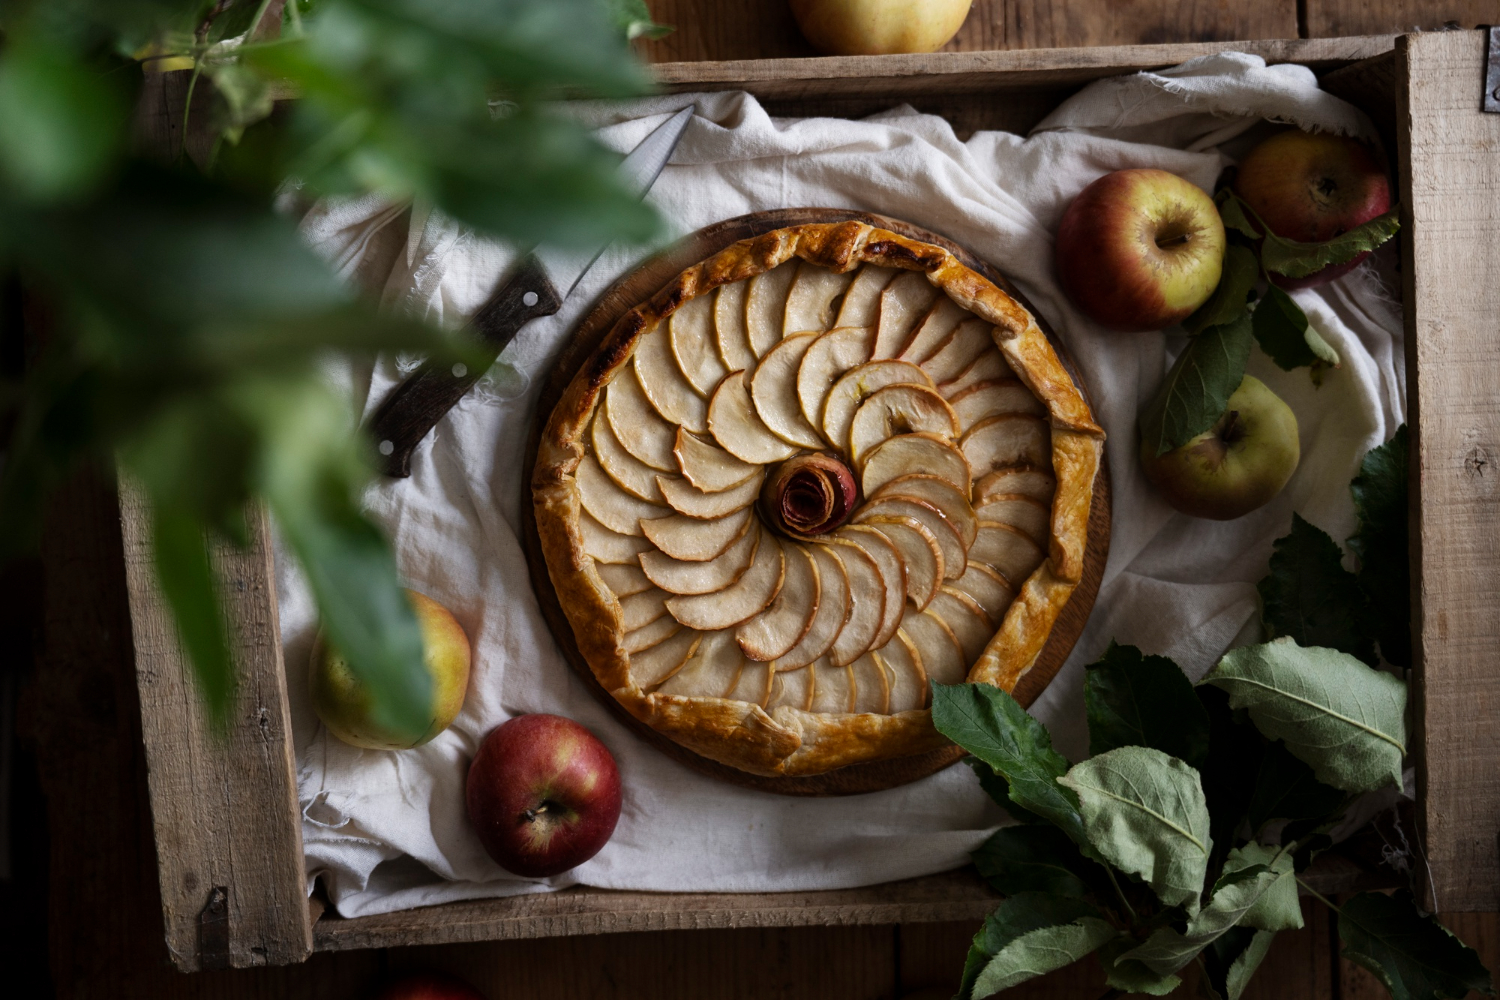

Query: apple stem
[1218,409,1244,445]
[521,801,562,824]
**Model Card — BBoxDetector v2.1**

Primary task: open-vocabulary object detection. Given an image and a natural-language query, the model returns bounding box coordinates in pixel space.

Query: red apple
[1055,168,1226,332]
[373,972,485,1000]
[1232,130,1391,289]
[465,714,621,878]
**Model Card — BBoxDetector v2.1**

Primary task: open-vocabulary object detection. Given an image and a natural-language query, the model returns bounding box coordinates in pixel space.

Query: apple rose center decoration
[531,216,1106,781]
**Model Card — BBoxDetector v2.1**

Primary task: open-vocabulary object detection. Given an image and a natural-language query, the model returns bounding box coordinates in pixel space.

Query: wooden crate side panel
[1400,29,1500,912]
[121,486,312,969]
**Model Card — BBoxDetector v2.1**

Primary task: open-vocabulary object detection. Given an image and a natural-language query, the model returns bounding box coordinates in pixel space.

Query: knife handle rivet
[523,291,539,307]
[452,362,468,378]
[378,440,395,456]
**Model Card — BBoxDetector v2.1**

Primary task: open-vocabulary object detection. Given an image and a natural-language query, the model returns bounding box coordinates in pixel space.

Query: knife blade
[367,105,695,478]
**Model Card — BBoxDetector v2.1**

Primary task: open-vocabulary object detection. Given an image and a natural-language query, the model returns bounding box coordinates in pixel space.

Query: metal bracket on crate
[1485,25,1500,113]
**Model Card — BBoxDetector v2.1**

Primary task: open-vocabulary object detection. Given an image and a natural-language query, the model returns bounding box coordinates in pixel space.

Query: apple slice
[575,454,666,536]
[674,428,758,493]
[581,511,653,564]
[623,614,680,654]
[873,272,939,359]
[919,318,995,384]
[641,506,753,562]
[974,494,1050,545]
[899,606,967,684]
[777,544,850,669]
[809,658,854,713]
[876,633,926,711]
[940,351,1014,399]
[745,261,796,357]
[628,627,701,689]
[606,367,679,471]
[785,261,855,334]
[620,587,669,632]
[870,473,978,547]
[855,496,966,579]
[634,323,708,433]
[640,522,759,595]
[666,534,784,630]
[834,265,898,327]
[849,652,889,713]
[751,333,827,448]
[670,292,728,396]
[823,541,885,666]
[848,383,960,465]
[796,325,877,432]
[724,658,774,705]
[715,280,757,373]
[597,561,651,598]
[961,414,1050,480]
[971,521,1046,585]
[765,660,813,712]
[737,543,820,661]
[976,464,1057,505]
[927,588,993,663]
[592,412,669,503]
[899,297,968,364]
[658,468,763,520]
[836,525,906,648]
[821,360,932,453]
[658,629,744,698]
[948,378,1046,430]
[861,515,943,609]
[859,432,972,498]
[950,563,1015,625]
[708,370,798,465]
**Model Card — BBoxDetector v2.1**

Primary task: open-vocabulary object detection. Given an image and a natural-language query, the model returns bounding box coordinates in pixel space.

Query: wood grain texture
[1399,29,1500,913]
[120,489,312,970]
[1307,1,1500,37]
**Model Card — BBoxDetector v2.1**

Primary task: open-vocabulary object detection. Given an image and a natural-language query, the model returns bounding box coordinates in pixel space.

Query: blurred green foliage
[0,0,667,736]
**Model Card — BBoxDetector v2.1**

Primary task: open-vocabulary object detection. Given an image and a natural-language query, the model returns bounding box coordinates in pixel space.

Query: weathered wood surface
[1400,29,1500,914]
[1307,1,1500,37]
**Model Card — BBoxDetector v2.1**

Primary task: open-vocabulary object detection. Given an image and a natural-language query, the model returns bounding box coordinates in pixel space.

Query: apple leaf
[1257,512,1377,665]
[1184,244,1259,335]
[1252,285,1340,372]
[972,825,1102,899]
[965,757,1045,825]
[607,0,675,39]
[959,894,1117,1000]
[1338,890,1496,1000]
[1247,739,1350,837]
[1201,927,1277,1000]
[1349,426,1411,667]
[1084,642,1210,767]
[1139,310,1254,456]
[1098,937,1183,995]
[1217,190,1401,279]
[1203,637,1406,793]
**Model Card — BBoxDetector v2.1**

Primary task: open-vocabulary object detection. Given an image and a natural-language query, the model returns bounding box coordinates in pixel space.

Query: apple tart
[533,221,1104,777]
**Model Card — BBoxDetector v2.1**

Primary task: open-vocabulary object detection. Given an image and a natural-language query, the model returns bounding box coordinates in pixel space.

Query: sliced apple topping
[777,544,850,669]
[785,261,855,334]
[658,468,764,520]
[940,351,1014,399]
[821,360,933,453]
[629,627,701,689]
[796,325,877,432]
[606,367,680,471]
[765,661,813,712]
[861,515,942,609]
[737,543,820,661]
[837,525,906,647]
[751,333,826,448]
[927,588,993,663]
[950,563,1015,624]
[761,452,858,538]
[657,629,744,698]
[575,454,665,536]
[809,658,853,713]
[834,265,898,327]
[633,322,709,433]
[714,280,756,373]
[855,496,966,579]
[971,522,1046,585]
[873,272,939,359]
[623,614,680,654]
[848,384,961,465]
[597,561,651,598]
[948,378,1046,430]
[900,297,968,364]
[640,506,754,562]
[670,292,728,396]
[640,522,759,595]
[745,261,797,357]
[592,412,670,503]
[823,541,885,666]
[724,659,774,705]
[665,534,785,631]
[919,318,995,384]
[707,370,798,465]
[975,464,1057,505]
[871,473,977,548]
[620,587,670,632]
[850,653,889,713]
[859,432,972,498]
[900,606,967,684]
[674,428,758,493]
[580,510,653,564]
[961,414,1050,480]
[876,632,927,711]
[975,494,1050,545]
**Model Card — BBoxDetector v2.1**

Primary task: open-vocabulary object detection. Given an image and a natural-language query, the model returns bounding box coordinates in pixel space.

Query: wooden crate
[122,31,1500,972]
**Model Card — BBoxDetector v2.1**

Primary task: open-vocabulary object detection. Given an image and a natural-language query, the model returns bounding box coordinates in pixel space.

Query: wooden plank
[1398,28,1500,913]
[1307,1,1500,37]
[120,489,312,970]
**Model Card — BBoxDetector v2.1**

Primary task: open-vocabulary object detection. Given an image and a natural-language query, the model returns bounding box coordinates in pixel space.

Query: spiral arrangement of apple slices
[574,258,1056,716]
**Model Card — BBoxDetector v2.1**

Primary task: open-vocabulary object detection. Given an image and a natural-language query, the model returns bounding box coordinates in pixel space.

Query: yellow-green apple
[309,590,471,750]
[788,0,972,55]
[1232,129,1391,289]
[1055,168,1226,332]
[1140,375,1300,520]
[373,972,486,1000]
[466,714,622,878]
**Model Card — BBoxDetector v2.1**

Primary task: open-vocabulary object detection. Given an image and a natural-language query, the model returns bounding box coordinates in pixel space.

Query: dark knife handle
[367,254,563,477]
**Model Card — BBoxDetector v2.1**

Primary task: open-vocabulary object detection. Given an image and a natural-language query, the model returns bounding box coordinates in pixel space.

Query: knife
[368,106,695,478]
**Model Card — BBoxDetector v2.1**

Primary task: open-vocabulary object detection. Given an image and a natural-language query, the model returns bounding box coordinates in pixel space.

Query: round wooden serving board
[521,208,1111,796]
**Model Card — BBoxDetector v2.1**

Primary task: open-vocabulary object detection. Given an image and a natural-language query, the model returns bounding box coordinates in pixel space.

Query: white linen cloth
[279,52,1406,917]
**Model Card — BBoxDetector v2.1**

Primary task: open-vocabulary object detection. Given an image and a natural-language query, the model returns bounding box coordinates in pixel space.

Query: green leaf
[931,682,1090,851]
[1236,843,1302,932]
[971,825,1099,899]
[1084,642,1210,768]
[1339,890,1496,1000]
[1057,747,1213,913]
[1139,312,1254,456]
[1349,426,1411,666]
[1253,285,1328,371]
[1247,739,1349,836]
[1196,685,1266,861]
[1204,638,1406,793]
[1183,244,1259,335]
[965,757,1044,824]
[1098,937,1183,995]
[1257,513,1376,665]
[607,0,675,39]
[1201,927,1277,1000]
[959,894,1116,1000]
[150,504,237,727]
[1218,190,1401,279]
[0,39,127,201]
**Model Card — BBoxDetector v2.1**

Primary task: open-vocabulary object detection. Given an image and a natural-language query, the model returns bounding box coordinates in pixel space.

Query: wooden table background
[9,2,1500,997]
